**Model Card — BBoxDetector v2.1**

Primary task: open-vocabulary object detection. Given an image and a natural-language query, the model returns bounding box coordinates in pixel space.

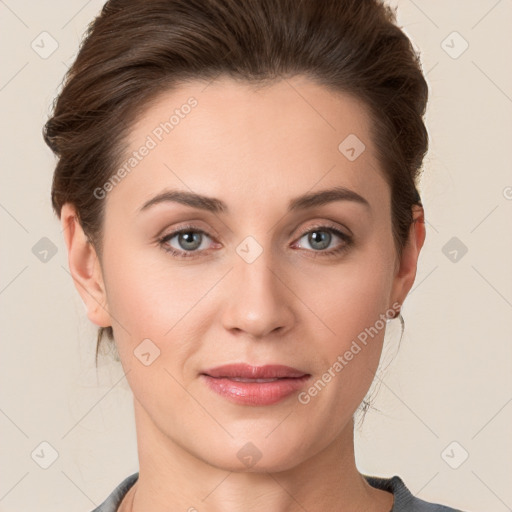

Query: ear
[60,203,112,328]
[390,204,426,311]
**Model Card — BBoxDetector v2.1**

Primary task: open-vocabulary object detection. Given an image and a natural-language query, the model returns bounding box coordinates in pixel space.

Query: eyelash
[157,223,353,260]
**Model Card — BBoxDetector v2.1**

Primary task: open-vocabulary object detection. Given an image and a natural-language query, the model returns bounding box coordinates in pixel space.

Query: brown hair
[43,0,428,368]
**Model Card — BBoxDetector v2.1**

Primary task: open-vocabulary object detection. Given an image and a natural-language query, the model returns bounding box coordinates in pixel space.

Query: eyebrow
[138,185,371,214]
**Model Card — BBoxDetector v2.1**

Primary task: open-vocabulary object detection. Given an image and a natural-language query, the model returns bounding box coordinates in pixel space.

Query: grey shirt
[90,472,467,511]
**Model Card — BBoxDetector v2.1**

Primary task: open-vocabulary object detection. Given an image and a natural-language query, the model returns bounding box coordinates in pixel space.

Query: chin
[196,436,311,474]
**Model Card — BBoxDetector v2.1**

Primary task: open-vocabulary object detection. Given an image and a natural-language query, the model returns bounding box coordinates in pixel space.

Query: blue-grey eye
[176,231,203,251]
[298,229,341,251]
[162,229,212,253]
[305,230,332,250]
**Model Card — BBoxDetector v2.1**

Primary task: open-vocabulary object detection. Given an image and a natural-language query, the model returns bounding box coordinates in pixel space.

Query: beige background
[1,1,511,511]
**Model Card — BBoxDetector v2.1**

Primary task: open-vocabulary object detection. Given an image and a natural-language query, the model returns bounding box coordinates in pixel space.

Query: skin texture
[61,76,425,512]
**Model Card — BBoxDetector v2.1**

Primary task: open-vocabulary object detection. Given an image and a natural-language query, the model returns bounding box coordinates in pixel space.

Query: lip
[200,363,311,406]
[202,363,308,379]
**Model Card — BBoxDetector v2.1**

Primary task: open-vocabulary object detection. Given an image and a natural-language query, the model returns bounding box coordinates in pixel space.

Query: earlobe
[60,203,112,328]
[391,205,426,307]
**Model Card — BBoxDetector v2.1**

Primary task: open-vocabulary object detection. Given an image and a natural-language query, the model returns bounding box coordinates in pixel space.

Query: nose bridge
[220,234,294,338]
[235,237,279,297]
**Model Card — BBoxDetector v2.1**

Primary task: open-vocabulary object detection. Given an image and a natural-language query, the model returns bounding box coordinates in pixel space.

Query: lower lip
[200,375,311,406]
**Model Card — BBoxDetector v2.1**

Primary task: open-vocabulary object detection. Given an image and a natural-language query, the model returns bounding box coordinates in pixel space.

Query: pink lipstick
[200,363,311,406]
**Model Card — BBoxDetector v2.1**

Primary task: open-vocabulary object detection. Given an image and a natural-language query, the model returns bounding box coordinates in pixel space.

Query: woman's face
[77,76,420,471]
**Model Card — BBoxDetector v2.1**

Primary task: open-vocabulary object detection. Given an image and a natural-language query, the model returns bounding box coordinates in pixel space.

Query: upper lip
[201,363,309,379]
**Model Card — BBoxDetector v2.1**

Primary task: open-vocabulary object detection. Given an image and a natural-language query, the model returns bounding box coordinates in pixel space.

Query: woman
[43,0,469,510]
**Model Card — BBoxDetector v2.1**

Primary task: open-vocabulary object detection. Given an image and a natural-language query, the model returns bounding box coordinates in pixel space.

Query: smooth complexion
[61,76,425,512]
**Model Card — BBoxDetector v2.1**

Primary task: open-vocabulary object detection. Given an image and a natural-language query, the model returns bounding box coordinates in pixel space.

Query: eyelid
[156,221,218,242]
[295,220,351,239]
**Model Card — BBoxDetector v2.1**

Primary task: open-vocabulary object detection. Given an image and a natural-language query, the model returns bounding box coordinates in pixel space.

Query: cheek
[301,244,395,389]
[301,245,394,340]
[100,242,228,379]
[101,244,195,335]
[100,251,199,403]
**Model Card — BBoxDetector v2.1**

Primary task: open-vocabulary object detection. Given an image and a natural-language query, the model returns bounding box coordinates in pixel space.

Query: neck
[120,397,393,512]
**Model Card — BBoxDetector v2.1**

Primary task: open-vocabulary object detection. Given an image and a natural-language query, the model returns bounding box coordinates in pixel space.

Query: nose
[220,247,296,340]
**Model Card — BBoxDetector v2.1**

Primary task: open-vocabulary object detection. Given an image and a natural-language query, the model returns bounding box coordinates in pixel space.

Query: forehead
[106,75,388,217]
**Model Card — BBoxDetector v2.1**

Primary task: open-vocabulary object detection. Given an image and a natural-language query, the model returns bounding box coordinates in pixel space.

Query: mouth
[220,377,284,383]
[201,363,309,379]
[200,363,311,406]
